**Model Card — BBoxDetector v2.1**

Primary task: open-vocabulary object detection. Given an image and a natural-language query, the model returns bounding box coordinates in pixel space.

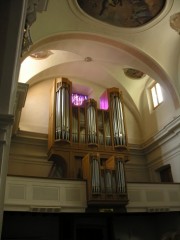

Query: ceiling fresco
[123,68,146,79]
[77,0,166,28]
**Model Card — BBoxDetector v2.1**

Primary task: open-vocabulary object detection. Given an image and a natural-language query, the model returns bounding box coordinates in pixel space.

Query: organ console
[48,77,129,210]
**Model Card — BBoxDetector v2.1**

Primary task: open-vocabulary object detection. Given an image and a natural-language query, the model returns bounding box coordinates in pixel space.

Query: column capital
[0,114,14,145]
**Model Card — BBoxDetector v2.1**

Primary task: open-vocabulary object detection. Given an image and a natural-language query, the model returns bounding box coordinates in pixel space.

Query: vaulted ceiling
[19,0,180,114]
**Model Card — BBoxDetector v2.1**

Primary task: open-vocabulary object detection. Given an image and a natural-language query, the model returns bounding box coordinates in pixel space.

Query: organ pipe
[110,92,126,147]
[86,99,97,145]
[104,111,111,146]
[72,107,78,142]
[116,158,126,193]
[105,170,112,194]
[91,155,100,194]
[55,80,70,141]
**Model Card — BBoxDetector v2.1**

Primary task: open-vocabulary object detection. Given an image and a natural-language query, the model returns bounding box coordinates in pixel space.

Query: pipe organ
[86,99,98,145]
[48,78,129,210]
[55,78,71,142]
[82,154,128,209]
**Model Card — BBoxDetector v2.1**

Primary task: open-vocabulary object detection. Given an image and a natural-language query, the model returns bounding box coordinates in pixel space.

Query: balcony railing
[4,176,87,212]
[4,176,180,213]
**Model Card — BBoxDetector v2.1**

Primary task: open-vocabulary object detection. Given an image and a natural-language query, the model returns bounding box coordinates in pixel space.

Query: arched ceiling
[19,0,180,118]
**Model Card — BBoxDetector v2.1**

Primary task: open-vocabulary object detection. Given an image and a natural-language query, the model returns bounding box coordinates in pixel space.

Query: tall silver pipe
[87,105,97,144]
[87,106,90,142]
[61,87,65,139]
[114,95,120,145]
[119,101,126,145]
[59,88,62,138]
[111,92,126,146]
[117,160,122,193]
[120,161,126,193]
[65,87,70,140]
[92,106,97,143]
[55,90,59,139]
[72,108,78,142]
[56,89,61,139]
[111,94,117,145]
[116,96,122,145]
[91,158,95,193]
[104,111,111,146]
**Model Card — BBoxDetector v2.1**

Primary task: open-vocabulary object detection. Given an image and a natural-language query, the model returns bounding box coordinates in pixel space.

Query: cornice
[142,115,180,154]
[0,114,14,145]
[0,114,14,127]
[128,114,180,156]
[11,130,48,146]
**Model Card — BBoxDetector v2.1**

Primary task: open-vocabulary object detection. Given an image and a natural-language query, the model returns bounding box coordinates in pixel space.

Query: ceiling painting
[77,0,166,28]
[123,68,146,79]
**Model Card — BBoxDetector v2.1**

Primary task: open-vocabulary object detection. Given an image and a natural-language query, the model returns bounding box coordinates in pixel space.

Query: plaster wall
[31,0,180,96]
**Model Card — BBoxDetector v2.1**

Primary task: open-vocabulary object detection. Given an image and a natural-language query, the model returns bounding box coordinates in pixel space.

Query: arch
[20,32,180,140]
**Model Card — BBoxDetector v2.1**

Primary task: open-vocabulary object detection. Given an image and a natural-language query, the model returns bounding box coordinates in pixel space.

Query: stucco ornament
[170,12,180,34]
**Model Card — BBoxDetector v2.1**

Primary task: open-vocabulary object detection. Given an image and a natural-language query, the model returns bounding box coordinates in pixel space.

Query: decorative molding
[0,114,14,127]
[127,182,180,212]
[4,176,180,213]
[170,12,180,34]
[0,114,14,144]
[12,129,47,141]
[12,83,29,135]
[68,0,173,34]
[128,114,180,156]
[142,115,180,154]
[22,0,49,53]
[5,176,87,212]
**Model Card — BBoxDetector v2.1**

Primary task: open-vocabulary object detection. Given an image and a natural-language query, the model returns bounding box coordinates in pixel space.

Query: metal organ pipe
[72,108,78,142]
[105,170,112,194]
[110,93,126,146]
[62,87,65,139]
[55,82,70,141]
[119,100,126,145]
[120,161,126,193]
[65,87,70,140]
[91,157,100,194]
[116,159,126,193]
[111,94,118,145]
[87,104,97,144]
[56,89,60,139]
[104,112,111,146]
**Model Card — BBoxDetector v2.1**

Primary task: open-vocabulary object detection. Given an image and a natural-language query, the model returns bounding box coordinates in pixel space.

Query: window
[150,82,163,108]
[157,164,173,183]
[72,93,88,106]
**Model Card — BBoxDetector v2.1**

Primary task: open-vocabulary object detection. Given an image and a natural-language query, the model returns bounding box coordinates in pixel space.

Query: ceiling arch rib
[19,32,180,135]
[21,33,180,109]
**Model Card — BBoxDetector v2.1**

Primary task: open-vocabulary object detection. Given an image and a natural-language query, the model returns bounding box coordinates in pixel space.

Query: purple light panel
[100,98,109,110]
[72,93,88,106]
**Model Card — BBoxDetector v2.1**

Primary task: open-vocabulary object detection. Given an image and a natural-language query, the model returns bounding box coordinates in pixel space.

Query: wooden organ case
[48,78,129,211]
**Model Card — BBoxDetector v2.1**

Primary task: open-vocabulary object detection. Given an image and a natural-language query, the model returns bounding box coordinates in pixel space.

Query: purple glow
[72,93,88,106]
[100,98,109,110]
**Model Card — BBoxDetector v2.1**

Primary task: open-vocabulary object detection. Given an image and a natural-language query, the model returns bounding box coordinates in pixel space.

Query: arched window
[150,82,163,109]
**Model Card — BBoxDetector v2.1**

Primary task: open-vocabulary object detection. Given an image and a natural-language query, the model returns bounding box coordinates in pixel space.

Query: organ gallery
[48,77,129,210]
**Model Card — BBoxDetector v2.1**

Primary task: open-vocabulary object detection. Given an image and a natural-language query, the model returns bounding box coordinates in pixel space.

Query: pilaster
[0,0,28,235]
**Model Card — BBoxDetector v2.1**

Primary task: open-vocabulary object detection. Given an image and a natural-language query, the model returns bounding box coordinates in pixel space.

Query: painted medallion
[77,0,166,28]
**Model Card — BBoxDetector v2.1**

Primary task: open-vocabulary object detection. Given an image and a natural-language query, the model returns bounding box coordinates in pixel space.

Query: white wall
[20,79,52,133]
